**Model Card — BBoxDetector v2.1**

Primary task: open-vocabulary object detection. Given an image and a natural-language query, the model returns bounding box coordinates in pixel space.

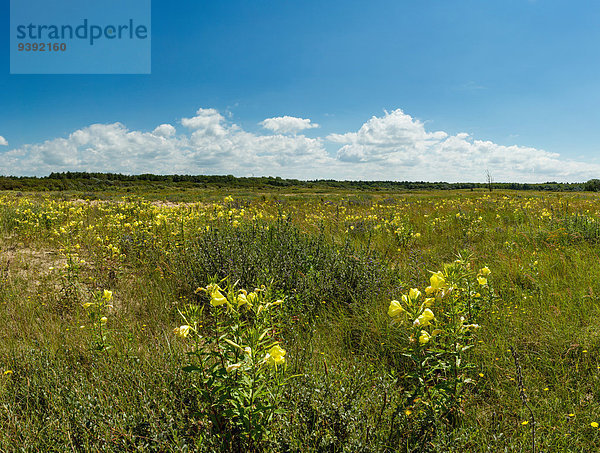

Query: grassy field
[1,188,600,452]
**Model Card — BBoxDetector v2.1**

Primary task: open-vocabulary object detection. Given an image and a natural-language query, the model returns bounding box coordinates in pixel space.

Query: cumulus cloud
[0,136,7,146]
[329,110,447,165]
[327,109,600,182]
[1,107,599,182]
[260,116,319,134]
[152,124,176,138]
[181,108,228,134]
[0,109,332,179]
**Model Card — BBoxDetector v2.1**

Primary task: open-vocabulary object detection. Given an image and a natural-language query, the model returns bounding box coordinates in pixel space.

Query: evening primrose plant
[176,279,291,451]
[386,256,492,441]
[82,289,113,352]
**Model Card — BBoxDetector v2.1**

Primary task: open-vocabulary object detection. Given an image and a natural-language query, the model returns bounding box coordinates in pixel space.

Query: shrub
[175,279,292,451]
[173,221,392,318]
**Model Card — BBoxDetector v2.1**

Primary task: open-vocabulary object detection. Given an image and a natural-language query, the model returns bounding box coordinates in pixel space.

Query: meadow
[1,187,600,452]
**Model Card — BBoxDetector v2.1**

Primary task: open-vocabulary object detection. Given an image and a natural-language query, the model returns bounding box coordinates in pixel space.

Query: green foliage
[557,214,600,243]
[177,279,292,451]
[174,221,391,318]
[82,289,113,352]
[3,188,600,452]
[0,171,593,193]
[385,257,491,447]
[584,178,600,192]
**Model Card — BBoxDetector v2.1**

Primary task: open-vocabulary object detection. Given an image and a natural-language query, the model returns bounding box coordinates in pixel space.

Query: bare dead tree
[486,169,493,192]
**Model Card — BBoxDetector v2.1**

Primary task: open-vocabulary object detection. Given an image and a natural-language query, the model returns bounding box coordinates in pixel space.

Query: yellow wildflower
[265,344,286,367]
[210,289,228,307]
[237,293,248,307]
[174,325,191,338]
[388,300,405,318]
[426,272,446,294]
[414,308,435,327]
[418,330,431,344]
[409,288,421,300]
[226,363,242,373]
[423,297,435,307]
[247,292,258,306]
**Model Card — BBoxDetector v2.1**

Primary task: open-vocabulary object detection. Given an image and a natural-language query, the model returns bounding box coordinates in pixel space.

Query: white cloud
[1,107,599,182]
[181,108,227,135]
[0,109,332,179]
[260,116,319,134]
[330,109,447,164]
[0,136,7,146]
[152,124,176,138]
[326,109,600,182]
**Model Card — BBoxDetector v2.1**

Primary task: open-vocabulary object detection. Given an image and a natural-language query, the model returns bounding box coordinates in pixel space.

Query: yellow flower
[409,288,421,300]
[418,330,431,344]
[404,409,412,416]
[479,267,491,276]
[521,420,529,425]
[265,344,286,367]
[423,297,435,307]
[247,292,258,306]
[102,289,113,301]
[237,293,248,307]
[426,272,446,294]
[210,290,228,307]
[388,299,404,318]
[174,325,191,338]
[100,317,108,325]
[414,308,435,327]
[226,363,242,373]
[592,422,599,428]
[431,272,445,288]
[477,276,487,286]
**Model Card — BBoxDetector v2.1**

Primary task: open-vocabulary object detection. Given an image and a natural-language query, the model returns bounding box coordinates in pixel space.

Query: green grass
[1,188,600,451]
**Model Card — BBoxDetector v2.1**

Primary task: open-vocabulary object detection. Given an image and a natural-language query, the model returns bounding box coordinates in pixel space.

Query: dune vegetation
[1,187,600,451]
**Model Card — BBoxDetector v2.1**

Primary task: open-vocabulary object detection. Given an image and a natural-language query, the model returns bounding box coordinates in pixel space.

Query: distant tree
[584,179,600,192]
[486,170,493,192]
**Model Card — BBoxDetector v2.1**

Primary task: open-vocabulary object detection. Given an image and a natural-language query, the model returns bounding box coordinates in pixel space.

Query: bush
[173,221,393,318]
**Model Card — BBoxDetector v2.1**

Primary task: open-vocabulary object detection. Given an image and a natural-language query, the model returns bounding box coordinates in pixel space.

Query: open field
[2,188,600,451]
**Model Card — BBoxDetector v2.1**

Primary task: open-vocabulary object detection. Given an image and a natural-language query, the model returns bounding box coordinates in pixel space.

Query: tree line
[0,172,599,192]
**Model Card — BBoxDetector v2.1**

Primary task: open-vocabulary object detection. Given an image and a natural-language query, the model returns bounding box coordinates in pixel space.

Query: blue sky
[2,0,600,181]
